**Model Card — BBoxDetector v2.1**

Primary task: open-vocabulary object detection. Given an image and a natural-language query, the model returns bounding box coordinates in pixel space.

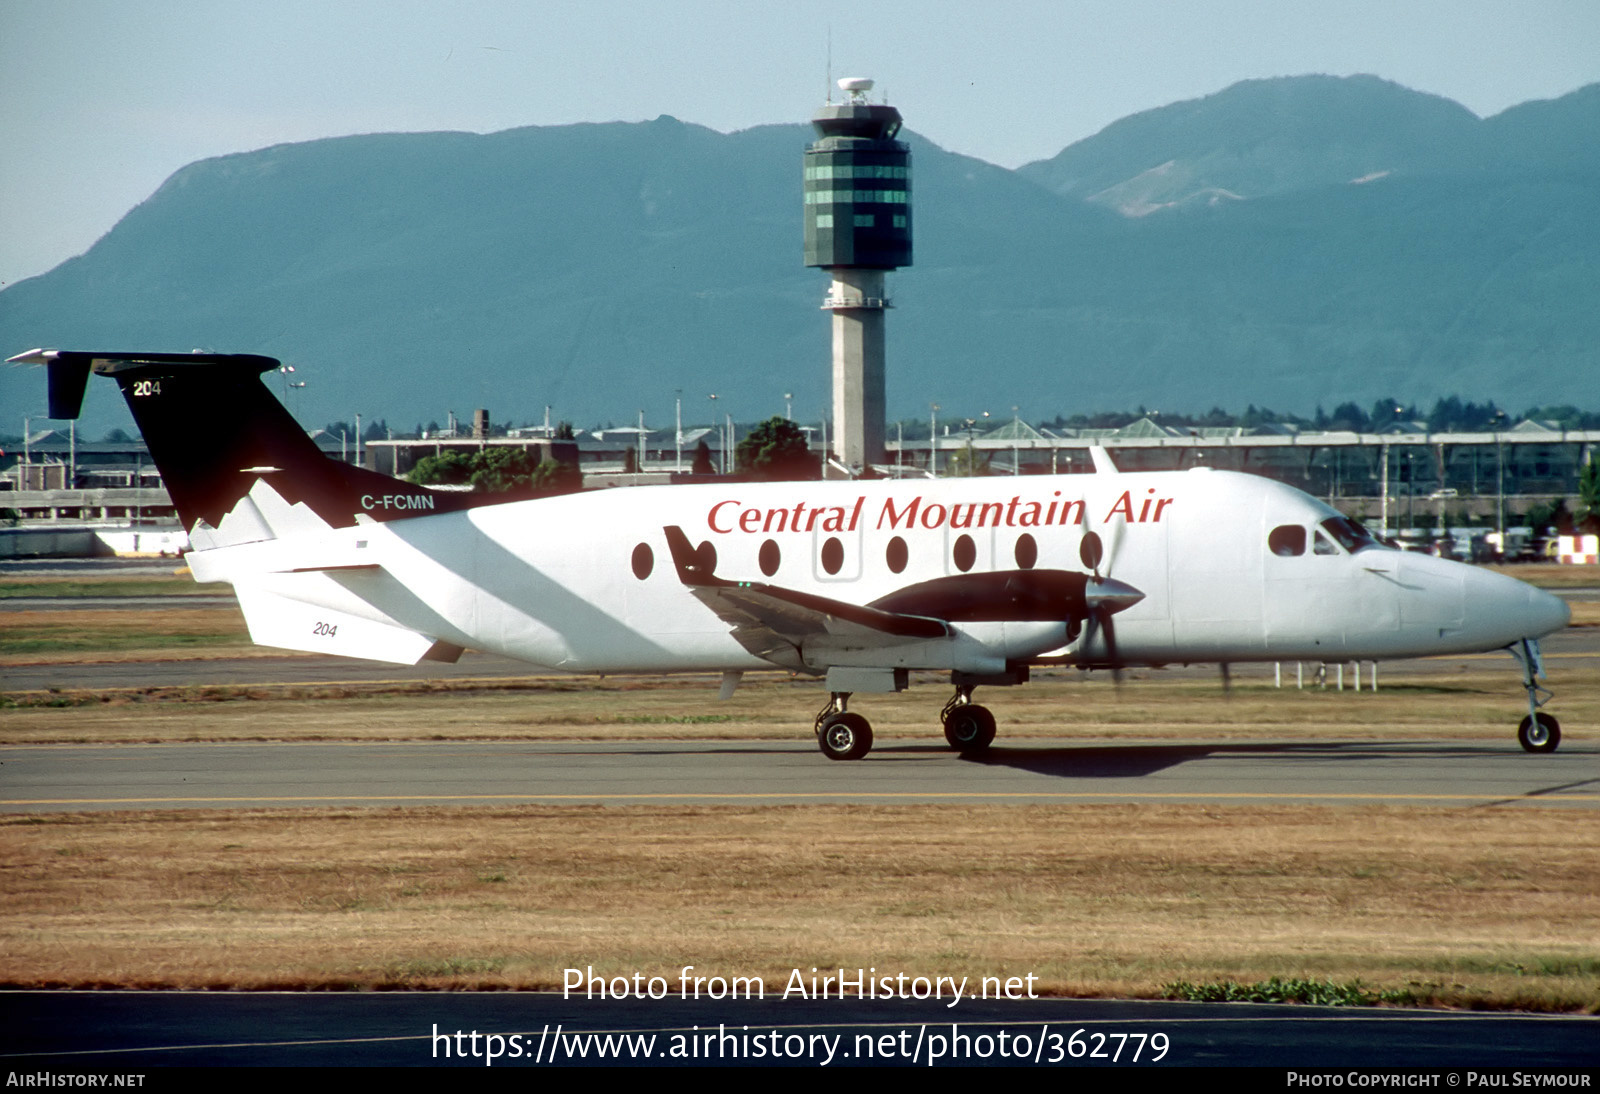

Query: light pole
[708,394,718,474]
[1011,405,1020,476]
[1380,441,1390,537]
[1492,409,1507,551]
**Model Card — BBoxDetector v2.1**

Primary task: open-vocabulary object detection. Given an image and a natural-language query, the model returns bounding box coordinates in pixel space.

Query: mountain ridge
[3,75,1595,437]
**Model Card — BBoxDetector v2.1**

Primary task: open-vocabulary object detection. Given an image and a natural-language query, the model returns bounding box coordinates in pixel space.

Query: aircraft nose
[1462,567,1570,642]
[1525,583,1571,637]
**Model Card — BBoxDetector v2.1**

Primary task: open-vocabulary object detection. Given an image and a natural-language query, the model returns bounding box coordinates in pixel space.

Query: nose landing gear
[1517,712,1560,753]
[1510,639,1561,753]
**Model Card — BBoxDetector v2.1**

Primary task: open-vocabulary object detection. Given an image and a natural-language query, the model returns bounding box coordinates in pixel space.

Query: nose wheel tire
[1517,713,1560,754]
[818,712,873,761]
[942,704,996,754]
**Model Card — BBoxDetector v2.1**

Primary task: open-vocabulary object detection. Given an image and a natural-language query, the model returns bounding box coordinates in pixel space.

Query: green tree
[468,447,535,493]
[735,416,816,480]
[946,443,992,477]
[531,457,582,493]
[691,439,715,475]
[1578,456,1599,527]
[406,449,475,486]
[406,446,577,494]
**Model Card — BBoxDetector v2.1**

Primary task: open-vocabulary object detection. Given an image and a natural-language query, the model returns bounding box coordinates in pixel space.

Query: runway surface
[4,737,1597,812]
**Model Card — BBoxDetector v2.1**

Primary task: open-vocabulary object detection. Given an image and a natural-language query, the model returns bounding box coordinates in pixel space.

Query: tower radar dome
[837,77,874,102]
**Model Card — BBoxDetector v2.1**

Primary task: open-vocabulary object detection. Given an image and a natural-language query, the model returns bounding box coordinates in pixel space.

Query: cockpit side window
[1321,516,1386,553]
[1268,525,1306,557]
[1314,530,1338,555]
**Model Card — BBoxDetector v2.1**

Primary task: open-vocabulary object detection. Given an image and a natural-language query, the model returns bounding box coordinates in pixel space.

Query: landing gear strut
[815,692,872,761]
[1510,639,1560,753]
[941,685,996,755]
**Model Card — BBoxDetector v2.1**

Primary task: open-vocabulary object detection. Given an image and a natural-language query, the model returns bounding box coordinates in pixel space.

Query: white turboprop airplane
[14,349,1572,760]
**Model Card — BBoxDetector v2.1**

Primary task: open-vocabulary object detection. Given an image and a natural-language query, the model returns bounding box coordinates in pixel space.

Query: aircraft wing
[662,526,948,670]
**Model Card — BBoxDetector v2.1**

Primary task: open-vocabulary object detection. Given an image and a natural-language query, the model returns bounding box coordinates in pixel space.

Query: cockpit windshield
[1320,515,1387,554]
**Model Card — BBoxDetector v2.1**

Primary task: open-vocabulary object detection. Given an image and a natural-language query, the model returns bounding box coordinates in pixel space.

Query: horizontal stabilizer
[234,585,463,665]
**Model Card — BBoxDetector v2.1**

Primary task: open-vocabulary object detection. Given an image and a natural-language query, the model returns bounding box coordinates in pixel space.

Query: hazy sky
[3,0,1597,287]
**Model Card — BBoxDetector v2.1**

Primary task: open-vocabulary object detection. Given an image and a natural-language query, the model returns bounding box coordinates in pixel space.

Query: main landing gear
[941,686,996,755]
[815,693,873,761]
[1510,639,1561,753]
[814,680,1004,760]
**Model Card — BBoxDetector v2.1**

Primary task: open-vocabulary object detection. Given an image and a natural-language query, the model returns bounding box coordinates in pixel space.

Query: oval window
[821,536,844,575]
[1268,525,1307,557]
[695,540,717,575]
[953,534,976,572]
[631,542,653,580]
[1079,531,1103,571]
[759,538,781,576]
[885,535,908,574]
[1014,533,1038,570]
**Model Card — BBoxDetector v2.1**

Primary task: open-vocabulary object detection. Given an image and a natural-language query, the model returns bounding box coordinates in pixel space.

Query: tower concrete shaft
[827,268,887,468]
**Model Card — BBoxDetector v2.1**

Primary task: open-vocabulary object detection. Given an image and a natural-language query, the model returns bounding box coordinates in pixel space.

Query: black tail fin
[12,349,470,533]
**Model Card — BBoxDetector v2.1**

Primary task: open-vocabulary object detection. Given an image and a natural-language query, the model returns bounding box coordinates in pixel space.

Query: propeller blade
[1079,530,1104,579]
[1102,609,1123,686]
[1077,495,1137,685]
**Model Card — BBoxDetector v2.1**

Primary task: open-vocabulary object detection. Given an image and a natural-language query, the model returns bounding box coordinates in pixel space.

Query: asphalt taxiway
[2,989,1597,1068]
[4,736,1597,812]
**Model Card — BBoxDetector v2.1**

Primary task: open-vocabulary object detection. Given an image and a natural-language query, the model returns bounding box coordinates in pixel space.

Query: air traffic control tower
[804,77,911,472]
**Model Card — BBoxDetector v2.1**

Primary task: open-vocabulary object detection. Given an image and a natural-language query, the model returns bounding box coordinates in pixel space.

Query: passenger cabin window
[1268,525,1306,557]
[821,537,844,575]
[885,536,908,573]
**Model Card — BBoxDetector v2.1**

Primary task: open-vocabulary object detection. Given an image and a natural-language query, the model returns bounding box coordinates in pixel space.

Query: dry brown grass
[1567,600,1600,626]
[0,607,252,658]
[1483,563,1600,589]
[2,804,1595,1010]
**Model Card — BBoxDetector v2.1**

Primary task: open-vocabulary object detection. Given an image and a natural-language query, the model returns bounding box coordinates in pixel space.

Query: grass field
[3,804,1596,1010]
[2,563,1596,1010]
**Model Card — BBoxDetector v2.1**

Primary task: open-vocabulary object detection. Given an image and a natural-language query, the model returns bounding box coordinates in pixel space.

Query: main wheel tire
[818,712,873,761]
[942,703,996,754]
[1517,712,1561,753]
